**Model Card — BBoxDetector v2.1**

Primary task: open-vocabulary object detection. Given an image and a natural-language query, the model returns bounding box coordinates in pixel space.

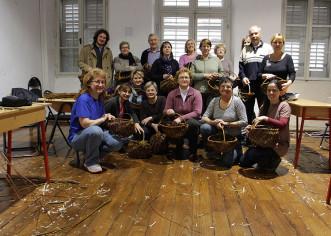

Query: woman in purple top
[69,68,123,174]
[240,79,291,171]
[163,67,203,162]
[214,44,234,80]
[179,39,199,69]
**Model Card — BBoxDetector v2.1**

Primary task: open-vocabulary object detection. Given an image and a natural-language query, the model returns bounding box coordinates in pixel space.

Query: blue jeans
[201,123,243,166]
[70,126,126,166]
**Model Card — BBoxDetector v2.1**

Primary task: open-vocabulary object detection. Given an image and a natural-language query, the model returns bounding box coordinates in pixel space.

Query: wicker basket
[114,65,132,84]
[150,132,169,154]
[160,77,178,94]
[159,113,188,139]
[248,125,280,148]
[261,77,287,95]
[44,93,77,99]
[126,133,152,158]
[107,114,135,137]
[207,127,237,153]
[130,88,145,110]
[208,79,220,95]
[141,63,151,82]
[226,72,240,88]
[238,83,255,102]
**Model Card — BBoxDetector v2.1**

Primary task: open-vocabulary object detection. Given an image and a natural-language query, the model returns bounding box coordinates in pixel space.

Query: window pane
[84,0,103,22]
[198,0,223,7]
[162,17,189,60]
[60,49,79,72]
[60,23,79,47]
[286,0,308,25]
[163,0,189,7]
[197,18,222,54]
[313,0,331,25]
[83,23,104,45]
[286,26,307,51]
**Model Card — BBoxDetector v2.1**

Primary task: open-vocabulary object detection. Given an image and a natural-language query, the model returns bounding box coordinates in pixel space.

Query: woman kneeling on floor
[200,77,247,167]
[68,68,123,174]
[240,79,291,171]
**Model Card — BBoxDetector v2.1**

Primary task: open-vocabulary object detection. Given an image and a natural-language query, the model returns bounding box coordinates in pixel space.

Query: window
[58,0,107,73]
[159,0,230,60]
[284,0,331,80]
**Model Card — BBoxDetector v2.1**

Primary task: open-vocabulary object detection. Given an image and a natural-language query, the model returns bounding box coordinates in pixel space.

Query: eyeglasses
[220,85,232,89]
[91,80,106,85]
[178,76,190,80]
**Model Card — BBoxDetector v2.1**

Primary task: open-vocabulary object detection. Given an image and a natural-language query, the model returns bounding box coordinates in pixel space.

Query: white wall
[0,0,43,97]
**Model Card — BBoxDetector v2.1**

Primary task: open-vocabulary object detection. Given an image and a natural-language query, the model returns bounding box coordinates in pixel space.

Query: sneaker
[202,152,219,160]
[84,164,102,173]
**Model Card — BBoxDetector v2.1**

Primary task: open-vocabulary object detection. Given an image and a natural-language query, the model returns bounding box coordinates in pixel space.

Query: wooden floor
[0,123,330,235]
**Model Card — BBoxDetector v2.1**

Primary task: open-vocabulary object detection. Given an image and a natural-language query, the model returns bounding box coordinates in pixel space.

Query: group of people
[71,25,294,174]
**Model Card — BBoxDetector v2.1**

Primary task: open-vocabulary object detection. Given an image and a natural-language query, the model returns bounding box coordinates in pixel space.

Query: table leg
[6,131,12,179]
[294,107,306,169]
[296,115,299,149]
[327,177,331,204]
[40,121,50,183]
[329,108,331,169]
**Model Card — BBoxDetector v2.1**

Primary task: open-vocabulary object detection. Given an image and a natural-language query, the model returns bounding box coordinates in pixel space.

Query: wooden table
[0,103,51,182]
[288,99,331,169]
[38,98,75,150]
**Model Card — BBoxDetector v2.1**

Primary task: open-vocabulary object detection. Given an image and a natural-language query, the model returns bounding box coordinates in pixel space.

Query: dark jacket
[104,95,139,123]
[150,58,179,88]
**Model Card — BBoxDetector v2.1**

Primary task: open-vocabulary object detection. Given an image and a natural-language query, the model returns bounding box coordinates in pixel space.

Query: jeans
[239,146,281,171]
[70,126,125,166]
[201,123,243,166]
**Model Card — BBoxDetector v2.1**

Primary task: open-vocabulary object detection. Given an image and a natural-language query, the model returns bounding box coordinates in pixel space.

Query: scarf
[119,52,135,66]
[161,57,173,75]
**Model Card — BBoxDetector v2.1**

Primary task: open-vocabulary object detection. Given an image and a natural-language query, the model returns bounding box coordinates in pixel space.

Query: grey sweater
[202,96,248,136]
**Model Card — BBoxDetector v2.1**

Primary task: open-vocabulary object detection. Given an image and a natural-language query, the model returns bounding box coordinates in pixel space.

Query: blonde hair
[185,39,196,53]
[77,68,108,101]
[271,33,285,44]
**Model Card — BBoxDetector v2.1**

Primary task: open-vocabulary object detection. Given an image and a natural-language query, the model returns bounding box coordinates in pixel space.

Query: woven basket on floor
[107,114,135,137]
[207,127,237,153]
[160,77,178,94]
[159,113,188,139]
[126,133,152,158]
[248,125,280,148]
[150,132,169,154]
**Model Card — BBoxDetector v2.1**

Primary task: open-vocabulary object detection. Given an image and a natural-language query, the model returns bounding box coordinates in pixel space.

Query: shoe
[84,164,102,173]
[189,153,198,162]
[202,152,219,160]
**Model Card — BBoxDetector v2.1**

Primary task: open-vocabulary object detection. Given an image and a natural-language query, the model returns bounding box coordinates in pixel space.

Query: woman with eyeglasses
[240,79,291,171]
[163,67,203,162]
[214,44,234,79]
[150,41,179,93]
[200,77,247,167]
[104,83,144,135]
[113,41,142,75]
[68,68,123,174]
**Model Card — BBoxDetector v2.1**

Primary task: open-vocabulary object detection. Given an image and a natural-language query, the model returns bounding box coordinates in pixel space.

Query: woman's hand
[102,113,114,122]
[134,123,144,134]
[262,73,276,80]
[172,117,181,126]
[211,72,219,80]
[246,125,252,136]
[212,119,224,127]
[163,74,170,79]
[151,123,159,133]
[141,116,152,126]
[281,80,292,95]
[242,77,250,86]
[253,116,268,126]
[166,109,175,116]
[204,73,213,80]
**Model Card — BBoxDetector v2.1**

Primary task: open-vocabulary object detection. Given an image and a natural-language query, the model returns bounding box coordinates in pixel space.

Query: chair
[3,77,43,157]
[320,122,329,149]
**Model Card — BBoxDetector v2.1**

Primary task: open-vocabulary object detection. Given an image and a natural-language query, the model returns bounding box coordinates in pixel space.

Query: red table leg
[329,108,331,170]
[6,131,12,179]
[40,121,50,183]
[327,177,331,204]
[294,107,306,169]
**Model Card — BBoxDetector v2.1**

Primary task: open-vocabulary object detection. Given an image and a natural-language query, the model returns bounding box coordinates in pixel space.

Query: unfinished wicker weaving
[150,132,169,154]
[126,133,152,158]
[238,83,255,102]
[107,114,135,137]
[160,77,178,94]
[159,114,188,139]
[207,127,237,153]
[261,77,287,95]
[114,65,132,84]
[248,125,280,148]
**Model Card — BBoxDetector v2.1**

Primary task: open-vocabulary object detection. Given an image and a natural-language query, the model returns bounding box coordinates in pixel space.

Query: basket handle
[225,71,238,80]
[159,112,187,125]
[219,126,226,142]
[261,76,286,86]
[119,112,134,122]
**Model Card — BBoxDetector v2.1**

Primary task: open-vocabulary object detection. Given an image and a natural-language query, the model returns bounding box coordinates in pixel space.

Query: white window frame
[56,0,108,75]
[157,0,231,61]
[282,0,331,81]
